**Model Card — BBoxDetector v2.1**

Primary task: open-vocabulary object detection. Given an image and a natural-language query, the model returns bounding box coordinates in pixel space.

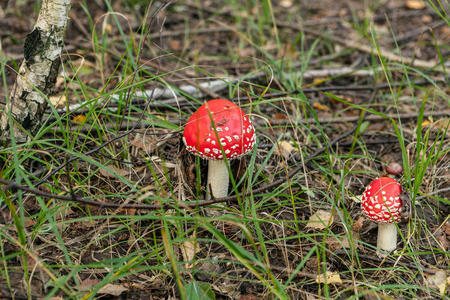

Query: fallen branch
[274,111,450,125]
[277,22,441,69]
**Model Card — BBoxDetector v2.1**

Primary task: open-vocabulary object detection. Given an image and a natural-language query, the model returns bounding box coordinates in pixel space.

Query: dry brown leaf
[274,112,287,120]
[352,216,365,232]
[275,140,297,159]
[181,233,200,268]
[445,221,450,236]
[325,236,350,252]
[99,165,130,178]
[421,14,433,23]
[131,133,157,154]
[315,271,342,284]
[306,210,334,230]
[425,270,447,295]
[169,39,181,50]
[78,278,100,291]
[406,0,426,10]
[98,283,128,296]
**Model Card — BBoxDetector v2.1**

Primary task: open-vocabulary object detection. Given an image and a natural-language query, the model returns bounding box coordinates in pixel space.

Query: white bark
[377,223,397,253]
[206,159,229,200]
[1,0,71,142]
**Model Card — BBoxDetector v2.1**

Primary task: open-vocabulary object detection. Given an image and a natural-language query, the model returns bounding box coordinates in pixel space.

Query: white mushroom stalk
[206,159,229,200]
[377,223,398,252]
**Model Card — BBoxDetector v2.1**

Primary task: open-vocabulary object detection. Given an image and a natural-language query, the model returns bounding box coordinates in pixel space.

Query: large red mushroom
[361,177,403,253]
[183,99,256,200]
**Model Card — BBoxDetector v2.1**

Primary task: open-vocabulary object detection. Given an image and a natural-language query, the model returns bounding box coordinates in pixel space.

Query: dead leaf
[421,14,432,23]
[72,114,86,125]
[98,283,128,296]
[25,218,36,227]
[169,39,181,50]
[279,0,294,8]
[313,103,330,111]
[99,165,130,178]
[131,133,157,154]
[181,233,200,268]
[406,0,426,10]
[306,210,334,230]
[49,95,65,108]
[325,236,350,252]
[315,272,342,284]
[274,112,287,120]
[425,270,447,295]
[78,278,100,291]
[352,216,365,232]
[275,140,297,159]
[445,221,450,236]
[312,78,326,86]
[434,228,448,251]
[421,120,431,126]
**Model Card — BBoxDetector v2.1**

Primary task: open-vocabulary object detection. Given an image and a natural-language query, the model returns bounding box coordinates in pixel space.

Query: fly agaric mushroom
[183,99,256,200]
[361,177,402,253]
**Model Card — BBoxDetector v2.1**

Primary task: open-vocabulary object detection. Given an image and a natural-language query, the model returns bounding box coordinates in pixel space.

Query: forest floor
[0,0,449,299]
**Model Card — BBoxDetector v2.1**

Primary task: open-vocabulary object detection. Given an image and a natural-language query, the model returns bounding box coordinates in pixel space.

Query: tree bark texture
[1,0,71,143]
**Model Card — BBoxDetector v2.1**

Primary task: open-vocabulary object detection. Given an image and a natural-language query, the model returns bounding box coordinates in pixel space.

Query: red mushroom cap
[183,99,256,160]
[361,177,402,223]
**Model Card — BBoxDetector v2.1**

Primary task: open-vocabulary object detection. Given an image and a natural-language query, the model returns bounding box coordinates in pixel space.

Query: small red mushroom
[361,177,402,253]
[183,99,256,200]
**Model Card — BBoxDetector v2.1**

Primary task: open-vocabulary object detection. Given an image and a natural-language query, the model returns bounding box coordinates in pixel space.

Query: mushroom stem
[206,159,229,200]
[377,223,397,252]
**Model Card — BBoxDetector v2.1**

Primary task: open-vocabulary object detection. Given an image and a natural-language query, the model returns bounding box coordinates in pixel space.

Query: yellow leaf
[49,95,66,108]
[72,114,86,125]
[181,233,200,268]
[313,78,326,86]
[315,272,342,284]
[275,140,297,159]
[406,0,426,10]
[313,103,330,111]
[306,210,334,230]
[280,0,294,8]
